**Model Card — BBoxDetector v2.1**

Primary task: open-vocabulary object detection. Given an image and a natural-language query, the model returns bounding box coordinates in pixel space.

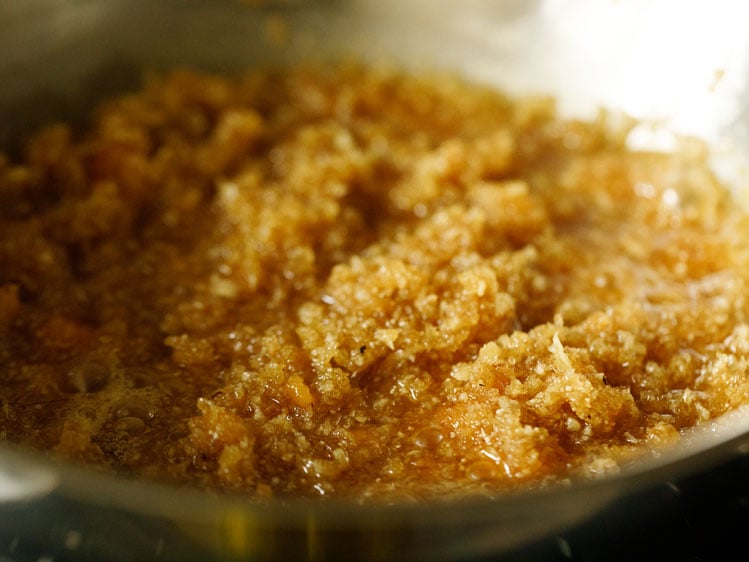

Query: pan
[1,1,749,560]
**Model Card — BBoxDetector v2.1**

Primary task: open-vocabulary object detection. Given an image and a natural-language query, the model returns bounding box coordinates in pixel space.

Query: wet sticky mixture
[2,64,749,500]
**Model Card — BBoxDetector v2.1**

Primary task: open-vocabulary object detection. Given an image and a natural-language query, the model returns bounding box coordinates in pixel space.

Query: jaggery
[2,64,749,500]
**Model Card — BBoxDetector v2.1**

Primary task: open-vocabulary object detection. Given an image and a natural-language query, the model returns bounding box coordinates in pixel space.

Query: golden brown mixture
[2,64,749,500]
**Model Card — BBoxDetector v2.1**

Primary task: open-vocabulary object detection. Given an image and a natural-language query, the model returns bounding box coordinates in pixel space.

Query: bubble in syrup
[76,405,98,421]
[111,398,155,422]
[114,416,147,436]
[466,459,499,481]
[61,361,110,393]
[413,426,444,449]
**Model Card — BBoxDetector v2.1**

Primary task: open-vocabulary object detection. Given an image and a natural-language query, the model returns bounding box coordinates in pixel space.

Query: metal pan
[1,1,748,560]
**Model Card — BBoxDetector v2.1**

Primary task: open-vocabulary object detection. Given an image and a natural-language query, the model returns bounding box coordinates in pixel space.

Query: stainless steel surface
[1,1,749,560]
